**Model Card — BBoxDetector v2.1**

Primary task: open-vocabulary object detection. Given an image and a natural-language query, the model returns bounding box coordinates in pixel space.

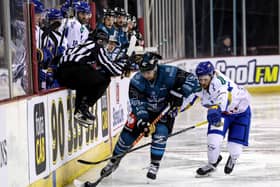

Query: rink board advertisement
[0,105,8,187]
[170,55,280,88]
[109,77,130,137]
[47,90,104,172]
[27,90,106,184]
[27,96,50,183]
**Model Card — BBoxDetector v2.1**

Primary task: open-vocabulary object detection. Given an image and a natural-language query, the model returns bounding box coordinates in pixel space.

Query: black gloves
[136,119,155,137]
[168,90,183,107]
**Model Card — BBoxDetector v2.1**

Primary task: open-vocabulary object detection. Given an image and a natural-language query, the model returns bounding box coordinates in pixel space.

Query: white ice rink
[68,93,280,187]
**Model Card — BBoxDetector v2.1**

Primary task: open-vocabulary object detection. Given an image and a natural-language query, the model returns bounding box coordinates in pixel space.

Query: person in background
[40,8,67,89]
[106,34,119,60]
[61,0,91,48]
[215,35,233,56]
[113,7,129,48]
[97,8,116,36]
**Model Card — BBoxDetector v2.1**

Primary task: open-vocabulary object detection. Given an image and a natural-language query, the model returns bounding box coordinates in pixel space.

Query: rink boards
[0,55,280,186]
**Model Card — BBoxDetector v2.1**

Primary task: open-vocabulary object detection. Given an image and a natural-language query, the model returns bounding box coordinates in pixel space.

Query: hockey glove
[168,90,184,107]
[207,105,222,127]
[136,119,155,137]
[168,107,179,118]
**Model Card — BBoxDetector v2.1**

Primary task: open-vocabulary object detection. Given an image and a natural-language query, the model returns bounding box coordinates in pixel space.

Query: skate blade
[74,117,94,127]
[146,178,156,184]
[195,173,212,178]
[73,179,85,187]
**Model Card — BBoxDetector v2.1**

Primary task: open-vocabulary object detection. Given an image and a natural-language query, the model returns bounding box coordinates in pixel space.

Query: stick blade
[73,179,85,187]
[77,159,96,165]
[127,35,137,56]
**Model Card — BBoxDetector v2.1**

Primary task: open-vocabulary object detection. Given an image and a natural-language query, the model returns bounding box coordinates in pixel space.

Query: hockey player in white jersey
[62,1,91,48]
[194,61,251,177]
[33,0,44,48]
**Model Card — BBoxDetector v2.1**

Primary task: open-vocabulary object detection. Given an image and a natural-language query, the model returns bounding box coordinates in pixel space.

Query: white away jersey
[196,70,251,114]
[35,25,43,48]
[61,18,89,48]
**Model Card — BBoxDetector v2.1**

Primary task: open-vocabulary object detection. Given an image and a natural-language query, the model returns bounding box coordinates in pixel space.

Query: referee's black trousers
[55,62,111,111]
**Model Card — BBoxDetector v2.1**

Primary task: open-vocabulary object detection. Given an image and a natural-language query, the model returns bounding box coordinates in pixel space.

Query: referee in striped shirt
[55,29,127,125]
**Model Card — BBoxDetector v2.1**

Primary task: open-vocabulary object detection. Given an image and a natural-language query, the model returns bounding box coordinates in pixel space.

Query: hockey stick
[78,120,207,165]
[76,100,197,165]
[78,96,198,165]
[74,120,207,187]
[132,104,171,146]
[77,104,172,165]
[126,35,137,57]
[57,0,73,55]
[120,35,137,78]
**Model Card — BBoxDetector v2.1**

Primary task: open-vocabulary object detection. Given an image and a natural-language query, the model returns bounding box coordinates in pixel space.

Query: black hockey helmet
[103,8,115,17]
[89,29,109,46]
[139,52,162,72]
[114,7,126,16]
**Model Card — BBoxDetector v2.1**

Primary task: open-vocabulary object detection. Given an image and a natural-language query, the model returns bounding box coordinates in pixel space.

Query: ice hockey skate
[74,104,96,126]
[146,163,159,180]
[224,156,236,174]
[196,155,222,177]
[100,158,121,177]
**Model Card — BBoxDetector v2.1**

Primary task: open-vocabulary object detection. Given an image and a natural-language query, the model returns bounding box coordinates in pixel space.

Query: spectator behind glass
[215,35,233,56]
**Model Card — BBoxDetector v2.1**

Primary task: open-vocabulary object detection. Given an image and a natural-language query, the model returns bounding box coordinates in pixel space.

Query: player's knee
[119,130,136,145]
[207,134,223,163]
[154,124,169,137]
[228,141,243,160]
[207,133,223,147]
[151,125,168,153]
[113,130,136,155]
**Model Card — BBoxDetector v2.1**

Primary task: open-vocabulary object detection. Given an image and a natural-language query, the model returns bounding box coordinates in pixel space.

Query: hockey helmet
[108,35,119,45]
[75,1,91,14]
[127,15,137,23]
[89,29,109,47]
[104,8,115,17]
[139,52,162,72]
[33,0,44,14]
[195,61,215,77]
[114,7,126,16]
[60,0,79,16]
[47,8,63,20]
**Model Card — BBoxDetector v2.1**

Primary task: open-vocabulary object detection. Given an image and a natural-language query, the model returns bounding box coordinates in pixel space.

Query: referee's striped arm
[98,48,124,76]
[60,41,95,64]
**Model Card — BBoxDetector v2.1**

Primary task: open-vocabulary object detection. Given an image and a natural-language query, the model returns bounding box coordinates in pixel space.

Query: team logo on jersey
[80,26,85,33]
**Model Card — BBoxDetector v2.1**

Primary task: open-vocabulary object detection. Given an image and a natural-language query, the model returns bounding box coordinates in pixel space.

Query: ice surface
[67,93,280,187]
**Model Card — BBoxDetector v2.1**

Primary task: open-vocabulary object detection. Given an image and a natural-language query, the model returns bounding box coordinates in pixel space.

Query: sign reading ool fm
[174,55,280,87]
[216,59,279,85]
